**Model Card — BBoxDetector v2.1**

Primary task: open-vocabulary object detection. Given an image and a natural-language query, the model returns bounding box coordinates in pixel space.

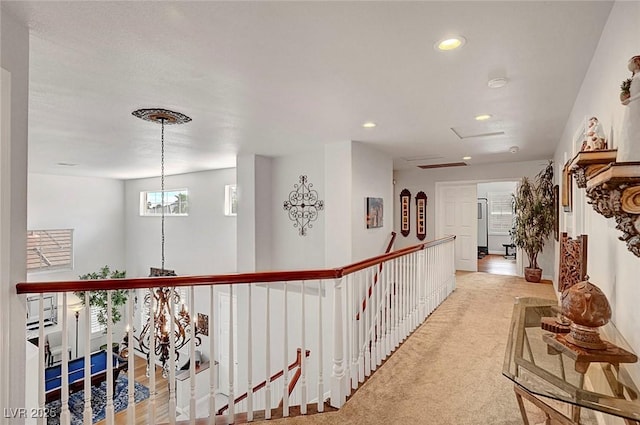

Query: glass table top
[502,297,640,422]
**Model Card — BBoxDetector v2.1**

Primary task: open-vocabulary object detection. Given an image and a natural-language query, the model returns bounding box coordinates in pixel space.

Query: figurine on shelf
[619,54,640,162]
[580,116,607,151]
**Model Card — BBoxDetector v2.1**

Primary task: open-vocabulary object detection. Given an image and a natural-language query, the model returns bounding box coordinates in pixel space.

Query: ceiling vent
[418,162,468,169]
[450,127,505,139]
[402,155,445,163]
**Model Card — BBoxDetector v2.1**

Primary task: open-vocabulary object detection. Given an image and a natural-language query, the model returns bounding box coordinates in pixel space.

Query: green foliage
[511,161,555,270]
[621,78,632,93]
[75,265,128,330]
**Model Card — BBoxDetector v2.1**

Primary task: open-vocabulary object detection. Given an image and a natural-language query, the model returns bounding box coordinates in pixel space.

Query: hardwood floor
[102,353,171,425]
[477,254,517,276]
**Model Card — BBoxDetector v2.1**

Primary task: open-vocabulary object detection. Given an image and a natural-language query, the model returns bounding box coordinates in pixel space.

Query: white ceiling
[2,1,613,179]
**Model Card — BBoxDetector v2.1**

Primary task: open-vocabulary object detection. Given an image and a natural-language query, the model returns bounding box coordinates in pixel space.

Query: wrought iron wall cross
[283,175,324,236]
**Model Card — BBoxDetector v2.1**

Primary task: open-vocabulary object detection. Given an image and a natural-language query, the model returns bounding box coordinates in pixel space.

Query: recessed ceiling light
[362,122,377,128]
[488,77,508,89]
[509,146,519,154]
[435,36,466,51]
[463,156,472,161]
[475,114,492,121]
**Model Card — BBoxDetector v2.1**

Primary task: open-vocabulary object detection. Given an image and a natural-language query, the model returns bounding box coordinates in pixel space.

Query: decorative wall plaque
[415,191,427,241]
[283,175,324,236]
[558,232,588,293]
[400,189,411,237]
[562,161,573,212]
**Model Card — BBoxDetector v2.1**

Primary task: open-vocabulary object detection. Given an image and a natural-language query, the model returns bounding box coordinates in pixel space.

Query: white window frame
[90,306,105,334]
[140,188,189,216]
[224,184,237,216]
[487,192,514,236]
[26,229,74,273]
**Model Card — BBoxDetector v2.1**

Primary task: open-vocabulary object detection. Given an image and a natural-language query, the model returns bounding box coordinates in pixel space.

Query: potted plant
[621,78,632,105]
[511,161,555,283]
[75,265,128,330]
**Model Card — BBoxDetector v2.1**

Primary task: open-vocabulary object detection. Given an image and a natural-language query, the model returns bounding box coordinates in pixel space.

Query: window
[90,306,105,334]
[488,192,514,235]
[140,189,189,216]
[225,185,237,216]
[27,229,73,272]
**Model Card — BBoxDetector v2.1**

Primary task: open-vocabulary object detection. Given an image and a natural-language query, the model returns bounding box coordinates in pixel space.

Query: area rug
[46,375,149,425]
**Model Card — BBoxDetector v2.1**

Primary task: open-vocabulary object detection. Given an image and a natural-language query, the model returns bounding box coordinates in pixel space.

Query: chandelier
[131,108,199,377]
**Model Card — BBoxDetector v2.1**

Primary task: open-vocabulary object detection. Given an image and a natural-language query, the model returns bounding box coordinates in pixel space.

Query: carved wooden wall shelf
[584,161,640,257]
[569,149,618,188]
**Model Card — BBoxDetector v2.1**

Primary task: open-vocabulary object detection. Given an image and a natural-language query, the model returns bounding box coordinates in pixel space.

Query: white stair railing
[17,235,455,424]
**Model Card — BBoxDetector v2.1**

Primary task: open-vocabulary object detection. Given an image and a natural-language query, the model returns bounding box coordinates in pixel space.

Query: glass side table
[503,297,640,425]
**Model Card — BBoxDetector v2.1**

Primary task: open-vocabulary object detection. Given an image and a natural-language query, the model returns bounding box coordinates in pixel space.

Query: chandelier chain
[161,118,165,271]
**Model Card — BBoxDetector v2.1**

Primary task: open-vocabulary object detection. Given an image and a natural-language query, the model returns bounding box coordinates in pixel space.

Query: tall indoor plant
[511,161,555,282]
[75,265,128,330]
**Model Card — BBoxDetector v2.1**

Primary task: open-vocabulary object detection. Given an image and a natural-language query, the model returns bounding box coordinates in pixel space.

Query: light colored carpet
[261,272,569,425]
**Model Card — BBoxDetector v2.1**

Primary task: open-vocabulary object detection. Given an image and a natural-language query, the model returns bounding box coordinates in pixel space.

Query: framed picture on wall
[415,191,427,240]
[400,189,411,237]
[366,197,383,229]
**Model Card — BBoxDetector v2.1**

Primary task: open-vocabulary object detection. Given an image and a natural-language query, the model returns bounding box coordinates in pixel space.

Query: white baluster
[169,287,176,425]
[282,282,289,417]
[227,285,234,425]
[247,283,253,421]
[265,285,271,419]
[189,286,196,425]
[83,291,93,425]
[209,285,216,425]
[357,271,364,383]
[148,287,156,424]
[349,274,357,390]
[37,295,45,425]
[127,289,135,425]
[317,280,324,412]
[330,277,346,408]
[371,267,379,370]
[106,291,115,425]
[60,293,70,425]
[365,268,372,377]
[300,281,307,414]
[345,274,352,390]
[376,263,383,366]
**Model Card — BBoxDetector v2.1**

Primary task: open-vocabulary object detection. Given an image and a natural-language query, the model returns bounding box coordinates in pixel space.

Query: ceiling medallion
[132,108,192,125]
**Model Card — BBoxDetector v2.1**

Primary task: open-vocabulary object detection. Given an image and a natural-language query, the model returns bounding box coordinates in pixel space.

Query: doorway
[476,181,518,276]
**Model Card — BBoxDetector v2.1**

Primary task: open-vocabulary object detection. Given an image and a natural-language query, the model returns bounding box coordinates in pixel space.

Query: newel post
[330,277,347,408]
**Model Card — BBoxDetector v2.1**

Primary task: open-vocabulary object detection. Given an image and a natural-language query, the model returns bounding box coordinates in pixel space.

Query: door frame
[435,178,523,276]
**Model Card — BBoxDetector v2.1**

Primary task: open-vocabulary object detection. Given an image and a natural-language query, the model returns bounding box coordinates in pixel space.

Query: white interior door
[436,183,478,271]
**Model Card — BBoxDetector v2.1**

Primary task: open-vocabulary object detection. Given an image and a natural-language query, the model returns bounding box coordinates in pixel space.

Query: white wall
[1,7,30,414]
[271,149,326,270]
[351,142,394,261]
[477,181,517,254]
[553,1,640,383]
[124,168,237,277]
[27,174,126,281]
[393,161,555,277]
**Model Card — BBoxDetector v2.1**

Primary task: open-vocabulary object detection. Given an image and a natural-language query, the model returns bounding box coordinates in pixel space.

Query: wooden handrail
[15,235,455,294]
[216,348,310,415]
[356,231,396,320]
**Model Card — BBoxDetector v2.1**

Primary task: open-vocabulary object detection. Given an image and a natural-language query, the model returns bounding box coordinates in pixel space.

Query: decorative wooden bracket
[568,149,618,188]
[585,162,640,257]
